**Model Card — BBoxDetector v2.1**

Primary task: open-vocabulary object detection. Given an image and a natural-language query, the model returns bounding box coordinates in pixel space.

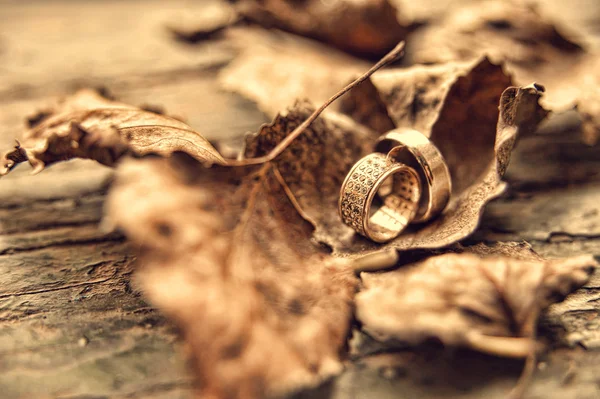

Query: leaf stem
[272,164,317,227]
[225,41,405,167]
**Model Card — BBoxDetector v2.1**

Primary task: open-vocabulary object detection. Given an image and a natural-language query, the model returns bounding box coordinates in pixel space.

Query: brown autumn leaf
[104,104,378,399]
[355,242,597,357]
[341,57,513,139]
[230,0,408,58]
[329,58,548,254]
[404,0,600,145]
[223,47,549,250]
[0,89,224,176]
[223,56,547,255]
[219,27,370,117]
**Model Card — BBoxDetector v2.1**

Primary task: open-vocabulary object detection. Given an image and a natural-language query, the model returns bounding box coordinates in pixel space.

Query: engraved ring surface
[375,128,452,223]
[339,152,421,243]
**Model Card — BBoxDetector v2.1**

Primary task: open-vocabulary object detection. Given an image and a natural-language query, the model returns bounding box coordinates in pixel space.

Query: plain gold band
[339,152,421,243]
[375,129,452,223]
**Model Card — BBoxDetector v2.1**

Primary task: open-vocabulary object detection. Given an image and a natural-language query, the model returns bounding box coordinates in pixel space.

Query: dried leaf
[219,27,370,117]
[356,242,597,357]
[0,89,224,176]
[223,57,547,256]
[332,59,547,254]
[230,0,408,57]
[104,103,378,398]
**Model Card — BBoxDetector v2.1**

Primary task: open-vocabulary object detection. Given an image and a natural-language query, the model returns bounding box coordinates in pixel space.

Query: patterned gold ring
[375,129,451,223]
[339,152,421,243]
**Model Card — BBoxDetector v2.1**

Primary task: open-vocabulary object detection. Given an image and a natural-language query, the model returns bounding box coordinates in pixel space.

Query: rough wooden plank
[0,194,105,235]
[506,122,600,189]
[0,240,194,398]
[292,346,600,399]
[477,184,600,241]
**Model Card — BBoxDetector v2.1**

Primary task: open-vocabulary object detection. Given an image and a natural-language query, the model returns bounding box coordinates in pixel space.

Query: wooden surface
[1,1,599,398]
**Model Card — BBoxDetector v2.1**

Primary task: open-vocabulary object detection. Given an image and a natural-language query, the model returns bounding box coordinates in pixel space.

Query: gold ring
[375,129,451,223]
[339,152,421,243]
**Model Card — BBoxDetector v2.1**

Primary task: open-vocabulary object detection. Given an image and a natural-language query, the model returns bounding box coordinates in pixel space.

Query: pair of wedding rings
[338,129,451,243]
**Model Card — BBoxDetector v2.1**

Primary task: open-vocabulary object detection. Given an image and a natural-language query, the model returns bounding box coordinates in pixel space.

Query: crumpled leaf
[355,242,597,357]
[105,103,378,398]
[404,0,600,145]
[0,89,224,176]
[223,56,547,255]
[219,27,370,117]
[332,58,547,254]
[341,58,514,139]
[230,0,408,57]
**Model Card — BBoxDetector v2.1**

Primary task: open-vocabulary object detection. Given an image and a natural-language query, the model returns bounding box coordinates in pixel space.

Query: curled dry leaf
[341,57,513,141]
[105,102,379,398]
[230,0,408,57]
[223,56,547,255]
[356,242,598,357]
[334,58,547,254]
[0,89,224,176]
[219,27,370,117]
